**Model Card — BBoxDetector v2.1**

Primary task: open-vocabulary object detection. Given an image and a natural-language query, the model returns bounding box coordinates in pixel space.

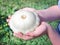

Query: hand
[25,22,47,37]
[6,7,36,40]
[6,8,44,40]
[13,22,48,40]
[13,32,34,40]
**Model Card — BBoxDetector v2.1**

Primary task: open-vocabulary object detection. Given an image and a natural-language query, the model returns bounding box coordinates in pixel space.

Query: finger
[26,22,47,37]
[22,35,33,40]
[6,19,10,22]
[26,32,35,37]
[13,32,23,38]
[22,7,36,12]
[8,15,12,19]
[6,15,12,22]
[13,32,33,40]
[33,22,47,36]
[14,32,23,36]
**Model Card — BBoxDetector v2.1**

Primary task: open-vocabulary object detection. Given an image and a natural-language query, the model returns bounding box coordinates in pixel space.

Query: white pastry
[9,10,40,34]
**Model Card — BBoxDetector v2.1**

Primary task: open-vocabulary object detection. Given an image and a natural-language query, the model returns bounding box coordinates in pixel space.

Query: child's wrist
[36,9,47,21]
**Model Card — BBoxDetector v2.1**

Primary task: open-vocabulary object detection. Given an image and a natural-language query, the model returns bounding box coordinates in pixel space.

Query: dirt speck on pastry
[21,15,26,19]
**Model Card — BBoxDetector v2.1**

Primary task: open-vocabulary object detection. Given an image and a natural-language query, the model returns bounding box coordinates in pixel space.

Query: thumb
[22,7,36,12]
[25,32,35,37]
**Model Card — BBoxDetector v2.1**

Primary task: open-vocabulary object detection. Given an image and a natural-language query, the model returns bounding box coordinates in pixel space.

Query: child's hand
[13,22,47,40]
[25,22,47,37]
[6,7,43,40]
[13,32,34,40]
[6,15,11,23]
[6,8,36,40]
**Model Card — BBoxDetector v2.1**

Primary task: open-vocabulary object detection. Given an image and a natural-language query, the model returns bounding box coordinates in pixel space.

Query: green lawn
[0,0,58,45]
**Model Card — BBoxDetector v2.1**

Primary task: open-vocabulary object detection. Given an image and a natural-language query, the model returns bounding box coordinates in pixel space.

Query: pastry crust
[9,10,40,34]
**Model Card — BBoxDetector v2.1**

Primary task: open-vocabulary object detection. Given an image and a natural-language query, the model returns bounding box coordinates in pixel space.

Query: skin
[7,5,60,45]
[37,5,60,21]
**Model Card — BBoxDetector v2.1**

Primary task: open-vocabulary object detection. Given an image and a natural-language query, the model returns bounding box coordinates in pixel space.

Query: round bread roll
[9,10,40,34]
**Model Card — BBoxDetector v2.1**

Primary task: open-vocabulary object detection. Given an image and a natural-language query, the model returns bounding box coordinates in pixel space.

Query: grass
[0,0,58,45]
